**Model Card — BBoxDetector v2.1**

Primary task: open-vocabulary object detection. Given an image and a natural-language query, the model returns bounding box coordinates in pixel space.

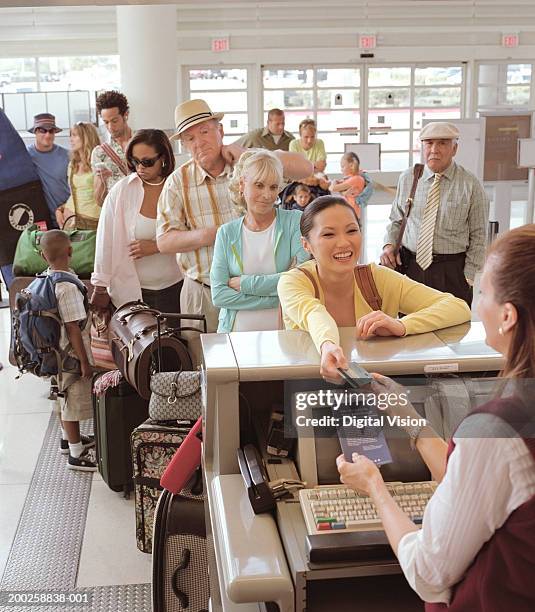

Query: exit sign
[211,37,230,53]
[502,33,519,48]
[359,34,376,50]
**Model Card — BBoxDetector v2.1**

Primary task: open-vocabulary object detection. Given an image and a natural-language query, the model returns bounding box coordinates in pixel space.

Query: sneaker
[60,434,95,455]
[67,448,97,472]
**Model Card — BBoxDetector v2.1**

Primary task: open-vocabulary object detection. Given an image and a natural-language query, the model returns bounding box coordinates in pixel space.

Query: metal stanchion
[487,220,499,244]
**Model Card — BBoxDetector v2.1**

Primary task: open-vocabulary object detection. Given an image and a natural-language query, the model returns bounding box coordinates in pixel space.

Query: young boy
[40,230,96,471]
[290,183,313,210]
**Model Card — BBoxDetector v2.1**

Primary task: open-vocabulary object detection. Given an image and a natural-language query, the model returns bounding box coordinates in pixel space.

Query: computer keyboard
[299,481,437,535]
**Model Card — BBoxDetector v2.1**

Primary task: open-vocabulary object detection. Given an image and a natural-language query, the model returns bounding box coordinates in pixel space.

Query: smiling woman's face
[302,204,362,274]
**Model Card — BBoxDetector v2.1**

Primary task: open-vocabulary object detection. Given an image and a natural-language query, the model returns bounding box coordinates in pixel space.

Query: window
[263,67,360,174]
[0,56,119,97]
[2,90,91,132]
[188,68,248,144]
[262,64,464,173]
[0,58,38,93]
[0,55,120,130]
[477,62,533,110]
[368,65,463,171]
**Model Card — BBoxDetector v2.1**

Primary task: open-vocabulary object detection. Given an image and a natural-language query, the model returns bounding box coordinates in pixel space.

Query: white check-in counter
[201,322,503,612]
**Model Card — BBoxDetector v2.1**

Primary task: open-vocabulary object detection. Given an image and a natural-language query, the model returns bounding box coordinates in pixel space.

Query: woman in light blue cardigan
[211,150,309,332]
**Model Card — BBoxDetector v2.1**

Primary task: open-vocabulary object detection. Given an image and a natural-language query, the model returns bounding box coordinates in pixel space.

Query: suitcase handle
[117,302,161,324]
[155,313,207,373]
[171,549,191,608]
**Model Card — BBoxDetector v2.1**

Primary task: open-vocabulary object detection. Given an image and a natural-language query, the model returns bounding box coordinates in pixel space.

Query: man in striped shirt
[381,122,489,306]
[157,99,312,332]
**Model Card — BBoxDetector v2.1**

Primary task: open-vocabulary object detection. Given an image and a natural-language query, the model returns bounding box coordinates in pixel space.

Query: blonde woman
[57,122,101,229]
[210,150,309,332]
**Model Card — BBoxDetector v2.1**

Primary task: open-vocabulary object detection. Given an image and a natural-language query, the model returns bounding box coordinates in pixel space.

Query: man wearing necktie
[381,122,489,306]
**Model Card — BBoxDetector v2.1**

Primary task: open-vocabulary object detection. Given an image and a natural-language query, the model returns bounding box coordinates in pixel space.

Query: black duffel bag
[109,301,206,399]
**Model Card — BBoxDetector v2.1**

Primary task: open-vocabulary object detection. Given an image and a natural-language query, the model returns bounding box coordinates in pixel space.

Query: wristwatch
[407,423,425,450]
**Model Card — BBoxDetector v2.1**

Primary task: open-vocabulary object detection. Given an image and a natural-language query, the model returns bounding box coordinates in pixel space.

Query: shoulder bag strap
[354,265,382,311]
[278,265,320,330]
[101,142,128,177]
[394,163,424,255]
[296,266,320,299]
[68,163,78,224]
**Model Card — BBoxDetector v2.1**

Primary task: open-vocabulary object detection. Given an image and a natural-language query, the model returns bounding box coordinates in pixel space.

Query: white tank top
[134,214,182,290]
[233,219,279,332]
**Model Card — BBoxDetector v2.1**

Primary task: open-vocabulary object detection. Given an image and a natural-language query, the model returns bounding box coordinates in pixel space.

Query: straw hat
[170,99,224,140]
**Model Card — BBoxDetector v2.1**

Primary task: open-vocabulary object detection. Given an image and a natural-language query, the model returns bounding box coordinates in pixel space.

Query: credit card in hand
[337,363,373,389]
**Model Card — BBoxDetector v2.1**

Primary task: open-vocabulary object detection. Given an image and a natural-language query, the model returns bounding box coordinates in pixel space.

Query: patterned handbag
[90,311,116,371]
[149,371,202,421]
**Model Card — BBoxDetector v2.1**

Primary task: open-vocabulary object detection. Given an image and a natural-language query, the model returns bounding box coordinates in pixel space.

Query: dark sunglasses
[35,127,56,134]
[130,155,161,168]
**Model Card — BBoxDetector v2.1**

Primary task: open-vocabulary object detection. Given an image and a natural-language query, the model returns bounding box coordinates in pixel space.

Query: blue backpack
[11,272,88,378]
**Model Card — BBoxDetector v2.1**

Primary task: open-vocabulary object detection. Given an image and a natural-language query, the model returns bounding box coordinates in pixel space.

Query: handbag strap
[61,214,77,230]
[101,142,128,177]
[118,303,161,323]
[394,163,424,255]
[354,265,382,311]
[69,162,78,218]
[150,371,200,400]
[296,264,382,311]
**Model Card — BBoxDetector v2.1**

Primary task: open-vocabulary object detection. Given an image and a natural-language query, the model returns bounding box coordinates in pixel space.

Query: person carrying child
[329,152,373,219]
[40,230,96,471]
[290,183,313,211]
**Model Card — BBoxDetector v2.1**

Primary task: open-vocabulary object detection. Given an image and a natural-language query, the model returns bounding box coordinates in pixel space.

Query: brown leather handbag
[109,301,206,399]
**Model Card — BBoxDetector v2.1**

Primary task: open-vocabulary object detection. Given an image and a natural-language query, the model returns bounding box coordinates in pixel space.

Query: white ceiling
[1,0,535,59]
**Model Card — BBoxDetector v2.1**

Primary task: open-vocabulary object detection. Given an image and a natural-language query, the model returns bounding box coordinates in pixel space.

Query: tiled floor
[0,305,151,587]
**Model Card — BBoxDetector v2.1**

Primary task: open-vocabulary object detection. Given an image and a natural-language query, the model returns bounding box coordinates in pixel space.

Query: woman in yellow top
[277,195,471,379]
[56,121,101,230]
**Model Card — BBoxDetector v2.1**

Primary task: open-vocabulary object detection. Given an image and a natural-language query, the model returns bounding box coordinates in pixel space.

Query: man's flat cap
[419,122,460,141]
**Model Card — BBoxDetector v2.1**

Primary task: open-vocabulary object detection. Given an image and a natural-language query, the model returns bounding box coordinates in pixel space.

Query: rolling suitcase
[131,419,203,554]
[152,489,208,612]
[93,374,149,495]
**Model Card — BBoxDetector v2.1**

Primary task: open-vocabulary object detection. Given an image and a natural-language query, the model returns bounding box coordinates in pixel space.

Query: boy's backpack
[11,271,88,378]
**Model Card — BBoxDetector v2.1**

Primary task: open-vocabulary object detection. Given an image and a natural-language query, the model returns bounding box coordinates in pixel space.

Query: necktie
[416,173,442,271]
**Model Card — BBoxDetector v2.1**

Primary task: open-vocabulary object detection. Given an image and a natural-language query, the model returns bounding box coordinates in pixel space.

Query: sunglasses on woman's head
[130,155,161,168]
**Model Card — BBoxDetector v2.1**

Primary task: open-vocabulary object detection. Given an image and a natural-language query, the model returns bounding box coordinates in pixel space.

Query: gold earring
[498,326,504,336]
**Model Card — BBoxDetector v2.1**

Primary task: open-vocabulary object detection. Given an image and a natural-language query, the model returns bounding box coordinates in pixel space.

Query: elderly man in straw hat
[381,121,489,306]
[27,113,70,227]
[157,99,313,333]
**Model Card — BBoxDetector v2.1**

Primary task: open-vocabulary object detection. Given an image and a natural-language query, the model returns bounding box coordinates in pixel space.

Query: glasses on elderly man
[35,127,56,134]
[130,155,161,168]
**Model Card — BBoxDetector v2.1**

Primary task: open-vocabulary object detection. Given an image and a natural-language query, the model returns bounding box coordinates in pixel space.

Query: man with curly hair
[91,90,132,205]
